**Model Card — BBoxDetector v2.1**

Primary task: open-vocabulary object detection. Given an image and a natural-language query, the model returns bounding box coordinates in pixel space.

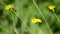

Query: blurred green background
[0,0,60,34]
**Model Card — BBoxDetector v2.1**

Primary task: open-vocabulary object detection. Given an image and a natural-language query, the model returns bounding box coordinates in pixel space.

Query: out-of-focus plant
[0,0,60,34]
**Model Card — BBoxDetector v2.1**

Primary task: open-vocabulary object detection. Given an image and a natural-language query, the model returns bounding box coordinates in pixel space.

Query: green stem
[11,9,32,33]
[53,10,60,23]
[0,1,33,34]
[33,0,53,34]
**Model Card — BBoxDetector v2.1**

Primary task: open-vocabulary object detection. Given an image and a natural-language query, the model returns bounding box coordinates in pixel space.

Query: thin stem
[53,10,60,23]
[11,12,19,34]
[11,9,32,33]
[0,1,33,34]
[33,0,53,34]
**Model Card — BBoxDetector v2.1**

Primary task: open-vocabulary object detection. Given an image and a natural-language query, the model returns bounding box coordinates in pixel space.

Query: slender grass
[48,0,60,25]
[11,9,33,34]
[33,0,53,34]
[0,0,33,34]
[11,11,19,34]
[53,10,60,23]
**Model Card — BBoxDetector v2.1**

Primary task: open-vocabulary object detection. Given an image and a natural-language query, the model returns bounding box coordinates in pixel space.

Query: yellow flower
[5,4,13,10]
[48,5,56,11]
[32,18,42,23]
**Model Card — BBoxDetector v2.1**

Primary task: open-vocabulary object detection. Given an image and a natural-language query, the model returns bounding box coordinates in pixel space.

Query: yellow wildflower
[5,4,13,10]
[32,18,42,23]
[48,5,56,11]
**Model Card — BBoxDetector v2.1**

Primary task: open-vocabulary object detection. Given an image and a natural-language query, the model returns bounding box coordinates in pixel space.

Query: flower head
[32,18,42,24]
[48,5,56,11]
[5,4,13,10]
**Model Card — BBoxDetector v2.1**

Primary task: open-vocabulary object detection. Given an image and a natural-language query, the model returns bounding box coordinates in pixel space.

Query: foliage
[0,0,60,34]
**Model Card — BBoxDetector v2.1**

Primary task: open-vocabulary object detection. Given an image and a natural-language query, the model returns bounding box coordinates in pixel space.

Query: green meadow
[0,0,60,34]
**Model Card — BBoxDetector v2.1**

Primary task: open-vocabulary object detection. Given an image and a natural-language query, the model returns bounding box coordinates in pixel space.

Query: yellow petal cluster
[32,18,42,23]
[5,4,13,10]
[48,5,55,11]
